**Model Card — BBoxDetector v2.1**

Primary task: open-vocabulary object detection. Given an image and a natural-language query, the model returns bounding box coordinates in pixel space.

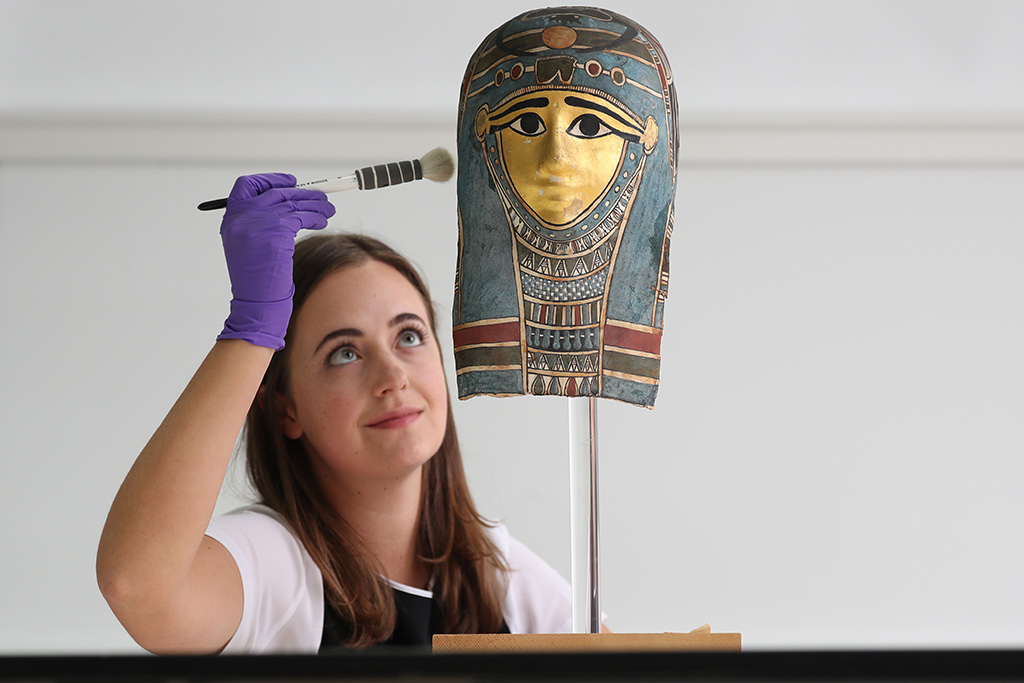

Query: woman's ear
[257,386,303,440]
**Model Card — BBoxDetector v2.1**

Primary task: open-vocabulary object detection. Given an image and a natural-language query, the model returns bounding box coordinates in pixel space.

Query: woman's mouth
[366,408,423,429]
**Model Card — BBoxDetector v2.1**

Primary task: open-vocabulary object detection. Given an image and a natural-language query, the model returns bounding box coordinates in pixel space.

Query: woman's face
[279,260,449,488]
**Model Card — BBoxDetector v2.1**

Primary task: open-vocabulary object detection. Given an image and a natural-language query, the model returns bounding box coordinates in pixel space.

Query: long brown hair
[244,232,507,647]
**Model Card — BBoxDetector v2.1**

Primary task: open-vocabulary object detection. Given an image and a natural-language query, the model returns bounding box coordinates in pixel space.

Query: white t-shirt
[205,505,573,653]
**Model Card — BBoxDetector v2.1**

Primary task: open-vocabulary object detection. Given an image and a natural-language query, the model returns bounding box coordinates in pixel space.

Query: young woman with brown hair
[96,174,573,653]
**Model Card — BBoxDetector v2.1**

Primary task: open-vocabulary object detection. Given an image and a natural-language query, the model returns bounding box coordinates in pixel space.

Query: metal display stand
[434,397,741,653]
[568,396,601,634]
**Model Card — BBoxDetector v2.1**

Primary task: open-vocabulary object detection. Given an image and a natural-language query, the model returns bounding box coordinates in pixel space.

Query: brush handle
[355,159,422,190]
[295,174,359,193]
[197,157,427,211]
[197,197,230,211]
[197,175,359,211]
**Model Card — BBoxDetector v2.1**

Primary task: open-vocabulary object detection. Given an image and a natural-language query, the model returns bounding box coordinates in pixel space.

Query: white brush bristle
[419,147,455,183]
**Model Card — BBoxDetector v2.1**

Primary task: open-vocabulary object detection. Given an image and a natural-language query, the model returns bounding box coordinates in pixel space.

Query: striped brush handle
[355,159,423,190]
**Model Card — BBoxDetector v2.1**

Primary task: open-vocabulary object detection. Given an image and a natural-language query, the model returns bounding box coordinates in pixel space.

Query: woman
[96,174,573,653]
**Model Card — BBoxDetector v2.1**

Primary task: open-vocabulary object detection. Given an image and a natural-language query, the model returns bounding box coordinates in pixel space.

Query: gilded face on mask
[454,7,678,408]
[480,90,658,227]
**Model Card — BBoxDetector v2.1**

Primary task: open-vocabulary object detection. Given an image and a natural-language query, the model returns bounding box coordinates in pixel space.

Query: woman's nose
[373,353,409,395]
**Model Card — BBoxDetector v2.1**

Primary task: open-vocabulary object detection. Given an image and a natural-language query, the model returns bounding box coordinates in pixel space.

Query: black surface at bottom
[2,649,1023,682]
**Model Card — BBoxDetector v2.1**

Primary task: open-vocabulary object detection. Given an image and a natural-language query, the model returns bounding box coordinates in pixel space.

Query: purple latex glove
[216,173,336,350]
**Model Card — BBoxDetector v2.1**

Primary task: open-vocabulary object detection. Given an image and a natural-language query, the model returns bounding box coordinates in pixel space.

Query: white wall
[1,0,1023,654]
[3,0,1024,114]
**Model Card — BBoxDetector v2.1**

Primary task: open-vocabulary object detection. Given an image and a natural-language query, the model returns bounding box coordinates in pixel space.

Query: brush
[197,147,454,211]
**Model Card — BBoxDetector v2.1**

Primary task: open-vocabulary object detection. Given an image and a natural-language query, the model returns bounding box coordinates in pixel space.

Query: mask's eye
[567,114,612,139]
[397,329,424,348]
[507,112,546,137]
[328,346,358,366]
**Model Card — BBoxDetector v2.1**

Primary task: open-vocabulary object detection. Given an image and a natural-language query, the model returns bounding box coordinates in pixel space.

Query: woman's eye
[507,112,546,137]
[567,114,612,139]
[328,346,358,365]
[398,330,424,347]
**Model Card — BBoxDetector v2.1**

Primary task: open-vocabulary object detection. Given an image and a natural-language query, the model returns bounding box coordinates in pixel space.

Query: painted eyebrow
[314,313,428,354]
[564,96,638,131]
[489,97,550,123]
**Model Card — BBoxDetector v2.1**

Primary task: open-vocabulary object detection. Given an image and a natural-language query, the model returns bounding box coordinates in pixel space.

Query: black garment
[319,588,509,651]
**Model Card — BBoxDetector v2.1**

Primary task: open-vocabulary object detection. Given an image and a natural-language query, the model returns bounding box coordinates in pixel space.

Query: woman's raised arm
[97,340,270,653]
[96,174,334,653]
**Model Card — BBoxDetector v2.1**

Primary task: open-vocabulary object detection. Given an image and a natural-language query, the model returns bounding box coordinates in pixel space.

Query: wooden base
[433,631,741,654]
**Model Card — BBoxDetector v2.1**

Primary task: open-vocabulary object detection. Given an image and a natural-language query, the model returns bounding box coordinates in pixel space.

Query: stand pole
[568,396,601,634]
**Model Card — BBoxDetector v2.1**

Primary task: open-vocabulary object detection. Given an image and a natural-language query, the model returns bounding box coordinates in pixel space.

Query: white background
[1,0,1023,653]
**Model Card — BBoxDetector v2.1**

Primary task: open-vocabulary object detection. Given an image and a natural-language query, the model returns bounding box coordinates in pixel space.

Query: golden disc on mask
[642,116,659,154]
[475,105,490,142]
[542,26,578,49]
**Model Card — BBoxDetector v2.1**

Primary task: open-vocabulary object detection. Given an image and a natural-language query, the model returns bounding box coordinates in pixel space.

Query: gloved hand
[216,173,336,350]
